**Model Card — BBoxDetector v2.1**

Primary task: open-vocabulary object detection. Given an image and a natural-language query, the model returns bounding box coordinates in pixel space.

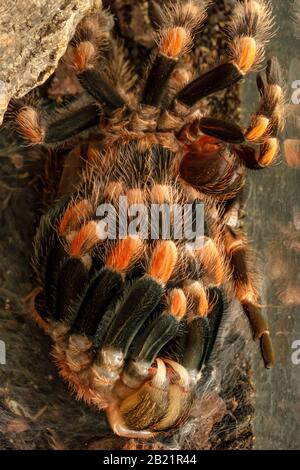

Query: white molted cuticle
[164,358,190,390]
[151,358,167,389]
[106,406,154,439]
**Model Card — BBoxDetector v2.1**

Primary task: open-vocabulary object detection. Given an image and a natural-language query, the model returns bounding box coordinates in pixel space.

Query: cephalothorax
[12,0,284,440]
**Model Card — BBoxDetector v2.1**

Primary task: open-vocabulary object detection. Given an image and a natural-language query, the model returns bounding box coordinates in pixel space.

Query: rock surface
[0,0,101,124]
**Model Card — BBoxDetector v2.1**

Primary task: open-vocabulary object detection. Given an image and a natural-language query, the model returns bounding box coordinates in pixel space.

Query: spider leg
[31,196,73,321]
[32,197,107,323]
[76,70,126,112]
[94,241,177,382]
[15,9,133,146]
[142,0,208,107]
[181,287,224,374]
[224,224,275,368]
[33,192,229,437]
[177,117,245,145]
[15,102,100,145]
[122,288,186,389]
[69,267,124,337]
[104,39,137,105]
[178,57,284,152]
[173,0,275,107]
[149,288,225,433]
[68,12,126,112]
[176,63,244,107]
[181,316,209,373]
[177,56,284,198]
[235,56,285,168]
[110,285,225,436]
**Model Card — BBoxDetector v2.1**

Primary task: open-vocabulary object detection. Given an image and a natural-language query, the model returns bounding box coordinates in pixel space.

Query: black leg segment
[177,63,243,107]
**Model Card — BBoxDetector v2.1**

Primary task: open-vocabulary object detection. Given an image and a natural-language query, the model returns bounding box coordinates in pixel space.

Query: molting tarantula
[11,0,284,441]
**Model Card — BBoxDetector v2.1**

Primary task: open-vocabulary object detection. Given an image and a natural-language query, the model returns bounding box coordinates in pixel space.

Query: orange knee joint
[148,241,178,285]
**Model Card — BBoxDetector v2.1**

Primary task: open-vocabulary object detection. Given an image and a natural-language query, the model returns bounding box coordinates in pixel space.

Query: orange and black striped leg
[32,197,74,322]
[93,241,178,383]
[176,63,244,107]
[177,57,284,198]
[33,197,103,324]
[55,211,143,326]
[77,69,126,113]
[122,288,186,389]
[111,286,226,436]
[54,237,144,340]
[105,288,187,437]
[15,102,100,146]
[235,57,285,169]
[173,0,274,108]
[68,14,126,113]
[142,1,208,106]
[225,225,275,368]
[178,57,284,157]
[181,287,225,376]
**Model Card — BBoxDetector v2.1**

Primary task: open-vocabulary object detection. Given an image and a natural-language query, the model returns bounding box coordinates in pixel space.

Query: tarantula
[10,0,284,440]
